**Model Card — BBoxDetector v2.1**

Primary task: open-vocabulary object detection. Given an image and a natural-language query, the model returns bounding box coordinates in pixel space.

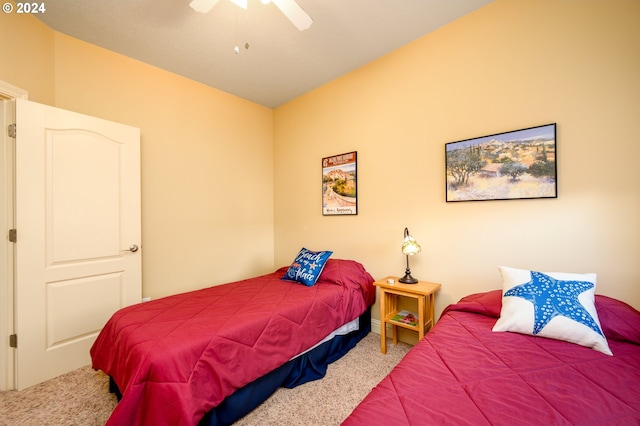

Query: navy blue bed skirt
[109,308,371,426]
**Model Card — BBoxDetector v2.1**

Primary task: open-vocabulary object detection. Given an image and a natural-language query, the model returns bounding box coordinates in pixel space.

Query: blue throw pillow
[282,248,333,286]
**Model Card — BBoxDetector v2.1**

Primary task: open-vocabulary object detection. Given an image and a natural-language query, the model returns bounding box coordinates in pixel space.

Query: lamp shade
[398,227,420,284]
[401,234,421,256]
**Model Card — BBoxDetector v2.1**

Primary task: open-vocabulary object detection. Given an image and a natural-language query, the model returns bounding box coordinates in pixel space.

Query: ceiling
[35,0,493,108]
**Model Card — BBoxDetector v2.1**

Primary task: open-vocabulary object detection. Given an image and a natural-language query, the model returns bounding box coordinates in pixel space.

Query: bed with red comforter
[91,259,375,426]
[343,290,640,425]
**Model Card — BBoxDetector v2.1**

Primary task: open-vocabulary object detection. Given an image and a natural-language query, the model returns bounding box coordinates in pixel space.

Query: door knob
[128,244,139,252]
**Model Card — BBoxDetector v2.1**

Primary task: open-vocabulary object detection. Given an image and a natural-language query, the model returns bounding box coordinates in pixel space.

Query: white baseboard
[370,318,382,335]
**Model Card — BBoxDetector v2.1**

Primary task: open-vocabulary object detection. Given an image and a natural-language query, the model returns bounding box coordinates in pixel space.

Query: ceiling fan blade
[189,0,221,13]
[271,0,313,31]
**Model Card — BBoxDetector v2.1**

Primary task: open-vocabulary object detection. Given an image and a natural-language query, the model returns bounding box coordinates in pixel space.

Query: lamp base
[398,273,418,284]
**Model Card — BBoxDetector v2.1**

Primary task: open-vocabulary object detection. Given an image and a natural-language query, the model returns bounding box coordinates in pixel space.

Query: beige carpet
[0,333,411,425]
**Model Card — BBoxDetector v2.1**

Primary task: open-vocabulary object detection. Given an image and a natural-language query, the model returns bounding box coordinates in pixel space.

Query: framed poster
[322,151,357,215]
[445,123,557,202]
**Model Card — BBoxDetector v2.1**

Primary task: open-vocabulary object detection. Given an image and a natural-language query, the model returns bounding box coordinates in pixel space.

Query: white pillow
[492,266,612,355]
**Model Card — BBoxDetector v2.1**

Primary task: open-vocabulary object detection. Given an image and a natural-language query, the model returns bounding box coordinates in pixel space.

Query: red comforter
[343,290,640,425]
[91,259,375,426]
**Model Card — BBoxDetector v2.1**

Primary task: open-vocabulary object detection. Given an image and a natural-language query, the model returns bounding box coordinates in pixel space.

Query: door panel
[15,99,141,390]
[48,130,122,263]
[47,274,123,347]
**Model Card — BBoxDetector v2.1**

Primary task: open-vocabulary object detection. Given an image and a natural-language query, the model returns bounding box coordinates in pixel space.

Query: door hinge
[9,334,17,348]
[7,123,16,138]
[8,229,17,243]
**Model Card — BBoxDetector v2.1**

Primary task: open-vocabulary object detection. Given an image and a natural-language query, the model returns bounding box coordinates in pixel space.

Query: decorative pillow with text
[281,247,333,286]
[492,266,612,355]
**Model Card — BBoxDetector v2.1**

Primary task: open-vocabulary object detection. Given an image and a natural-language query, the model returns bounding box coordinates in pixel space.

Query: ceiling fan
[189,0,313,31]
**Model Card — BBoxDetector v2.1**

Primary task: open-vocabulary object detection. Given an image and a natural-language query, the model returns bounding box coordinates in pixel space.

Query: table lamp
[398,227,421,284]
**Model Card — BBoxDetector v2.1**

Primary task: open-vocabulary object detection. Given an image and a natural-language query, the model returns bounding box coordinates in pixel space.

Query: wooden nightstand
[374,276,441,354]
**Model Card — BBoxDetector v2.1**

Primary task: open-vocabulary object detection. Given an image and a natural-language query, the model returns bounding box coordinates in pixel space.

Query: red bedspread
[91,259,374,426]
[343,291,640,425]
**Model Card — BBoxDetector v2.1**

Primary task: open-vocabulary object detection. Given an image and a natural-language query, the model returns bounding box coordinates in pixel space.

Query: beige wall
[273,0,640,320]
[2,0,639,321]
[1,12,275,299]
[0,12,54,104]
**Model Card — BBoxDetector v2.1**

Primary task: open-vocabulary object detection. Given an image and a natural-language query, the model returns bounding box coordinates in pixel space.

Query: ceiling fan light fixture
[189,0,312,31]
[272,0,313,31]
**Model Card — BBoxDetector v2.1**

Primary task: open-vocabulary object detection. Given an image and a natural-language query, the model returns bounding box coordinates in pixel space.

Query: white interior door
[14,98,141,390]
[1,98,15,392]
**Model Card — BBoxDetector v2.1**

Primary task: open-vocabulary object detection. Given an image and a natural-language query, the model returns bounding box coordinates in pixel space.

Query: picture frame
[322,151,357,215]
[445,123,557,202]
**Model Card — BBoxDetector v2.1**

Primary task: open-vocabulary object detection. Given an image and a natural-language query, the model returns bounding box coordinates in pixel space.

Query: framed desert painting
[445,124,557,202]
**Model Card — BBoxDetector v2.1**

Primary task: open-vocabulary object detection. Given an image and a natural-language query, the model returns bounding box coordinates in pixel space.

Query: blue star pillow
[281,247,333,286]
[492,266,612,355]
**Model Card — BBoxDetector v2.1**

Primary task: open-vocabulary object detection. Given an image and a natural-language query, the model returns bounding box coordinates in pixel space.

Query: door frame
[0,80,28,391]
